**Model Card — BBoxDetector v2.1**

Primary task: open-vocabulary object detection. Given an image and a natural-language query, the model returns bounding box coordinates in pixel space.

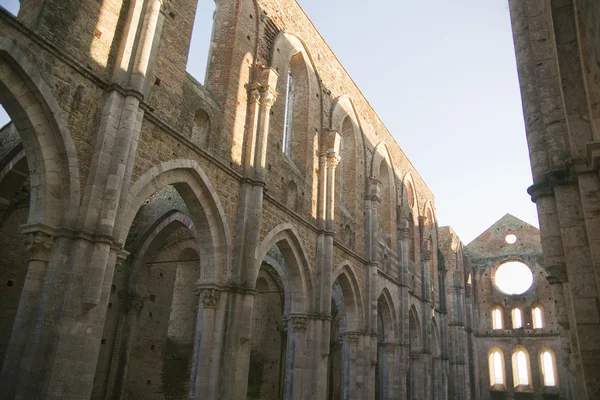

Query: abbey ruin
[0,0,597,399]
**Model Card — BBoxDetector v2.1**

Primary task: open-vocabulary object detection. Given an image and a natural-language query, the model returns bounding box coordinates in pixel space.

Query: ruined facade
[0,0,584,399]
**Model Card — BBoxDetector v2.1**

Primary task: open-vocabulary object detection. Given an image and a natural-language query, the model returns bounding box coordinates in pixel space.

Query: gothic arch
[269,31,321,167]
[330,96,365,218]
[332,262,365,332]
[119,159,231,284]
[126,210,199,288]
[254,223,314,314]
[401,172,418,212]
[377,288,398,342]
[0,39,80,228]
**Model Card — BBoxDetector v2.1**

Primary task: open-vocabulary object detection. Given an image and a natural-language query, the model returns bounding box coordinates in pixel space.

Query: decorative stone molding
[260,89,277,108]
[289,316,308,332]
[199,289,221,309]
[115,249,130,272]
[23,231,54,262]
[398,226,410,240]
[410,350,422,360]
[346,333,360,345]
[421,250,432,261]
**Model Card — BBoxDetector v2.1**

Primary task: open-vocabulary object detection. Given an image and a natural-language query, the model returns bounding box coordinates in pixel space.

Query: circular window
[505,234,517,244]
[493,261,533,295]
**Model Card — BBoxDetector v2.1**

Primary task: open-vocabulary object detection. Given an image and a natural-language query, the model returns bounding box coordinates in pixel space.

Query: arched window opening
[533,306,543,329]
[342,225,354,249]
[489,350,505,386]
[428,235,435,295]
[492,307,503,330]
[540,351,557,387]
[338,117,356,213]
[286,180,297,211]
[409,213,415,262]
[191,108,210,147]
[467,274,472,285]
[512,349,531,387]
[378,161,393,247]
[512,308,523,329]
[282,69,294,155]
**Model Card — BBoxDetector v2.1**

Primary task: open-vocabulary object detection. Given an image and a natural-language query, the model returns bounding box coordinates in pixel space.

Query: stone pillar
[341,332,360,399]
[0,228,54,398]
[397,219,410,399]
[193,288,221,399]
[313,131,341,397]
[364,178,380,400]
[104,293,146,400]
[420,246,432,400]
[410,350,423,400]
[284,316,308,400]
[222,66,278,399]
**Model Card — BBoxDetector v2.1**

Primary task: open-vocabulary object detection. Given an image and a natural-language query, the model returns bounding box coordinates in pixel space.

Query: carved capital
[346,333,360,345]
[199,289,221,309]
[398,227,410,240]
[115,249,130,272]
[326,153,341,169]
[248,85,261,104]
[421,250,432,261]
[24,231,54,262]
[260,89,277,108]
[289,316,307,332]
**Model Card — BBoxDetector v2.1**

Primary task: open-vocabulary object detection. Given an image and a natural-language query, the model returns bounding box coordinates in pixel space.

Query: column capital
[398,226,410,240]
[23,231,55,262]
[421,250,432,261]
[288,316,308,332]
[198,288,221,309]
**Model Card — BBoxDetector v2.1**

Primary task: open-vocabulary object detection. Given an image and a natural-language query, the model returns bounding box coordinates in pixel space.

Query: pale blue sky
[0,0,536,243]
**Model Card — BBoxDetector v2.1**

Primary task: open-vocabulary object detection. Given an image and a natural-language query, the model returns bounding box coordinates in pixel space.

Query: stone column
[313,131,341,397]
[0,228,54,398]
[342,332,360,399]
[410,350,423,400]
[193,288,221,399]
[420,246,432,400]
[284,316,308,400]
[105,293,146,400]
[397,220,410,399]
[223,66,278,399]
[364,178,380,400]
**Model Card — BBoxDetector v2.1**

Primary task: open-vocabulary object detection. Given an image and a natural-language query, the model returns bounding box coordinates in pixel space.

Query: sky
[0,0,537,244]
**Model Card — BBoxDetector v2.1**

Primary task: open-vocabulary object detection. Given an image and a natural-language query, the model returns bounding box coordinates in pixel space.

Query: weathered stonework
[0,0,584,399]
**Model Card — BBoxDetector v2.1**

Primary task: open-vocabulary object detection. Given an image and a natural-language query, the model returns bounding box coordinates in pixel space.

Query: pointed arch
[0,39,80,228]
[431,317,441,357]
[408,304,422,351]
[377,288,398,342]
[512,345,532,387]
[488,347,506,387]
[371,142,397,247]
[332,262,365,332]
[255,223,313,314]
[119,159,231,285]
[330,96,365,218]
[269,31,321,170]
